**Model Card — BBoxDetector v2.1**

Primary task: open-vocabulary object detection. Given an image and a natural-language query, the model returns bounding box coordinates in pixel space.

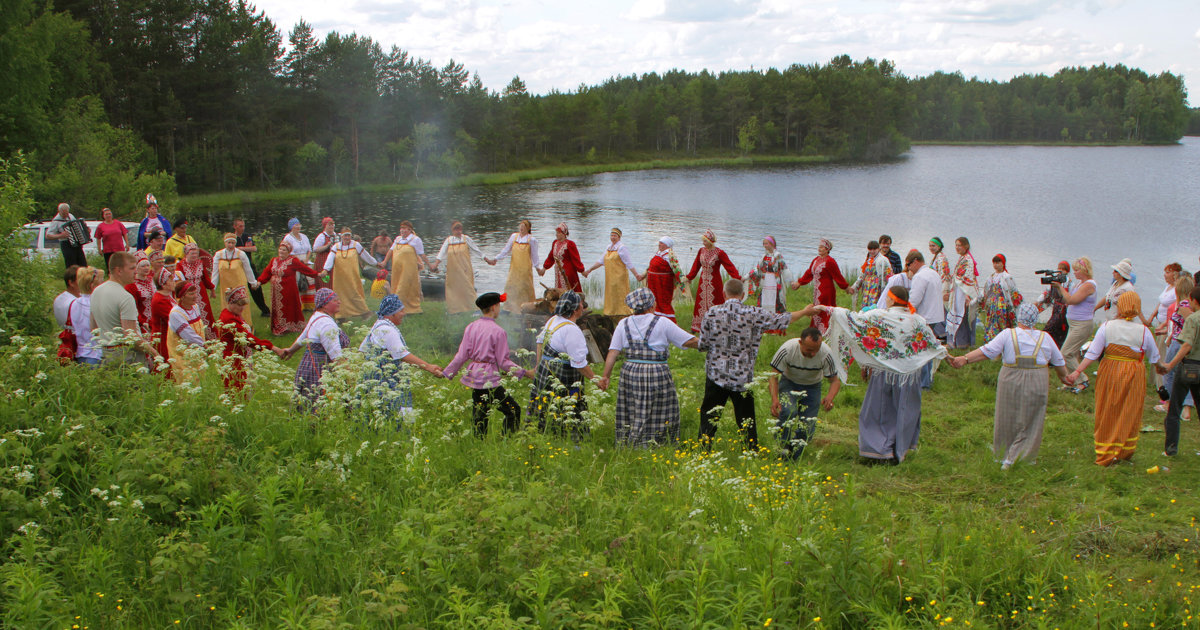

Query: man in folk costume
[697,278,815,451]
[584,227,641,316]
[323,228,378,319]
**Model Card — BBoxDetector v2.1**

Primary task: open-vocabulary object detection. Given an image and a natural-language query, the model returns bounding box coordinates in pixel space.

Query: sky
[251,0,1200,103]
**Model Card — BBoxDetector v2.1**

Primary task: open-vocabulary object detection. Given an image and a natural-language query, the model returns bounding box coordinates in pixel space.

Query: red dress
[217,308,274,389]
[149,292,175,371]
[125,280,154,331]
[177,258,216,328]
[258,256,321,335]
[796,255,849,333]
[543,238,584,292]
[646,250,683,319]
[686,246,740,332]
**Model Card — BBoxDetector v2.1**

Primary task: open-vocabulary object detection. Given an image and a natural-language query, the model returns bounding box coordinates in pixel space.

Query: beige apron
[167,309,205,384]
[504,241,535,313]
[390,243,423,313]
[603,249,632,315]
[217,256,253,333]
[333,247,369,318]
[445,241,476,314]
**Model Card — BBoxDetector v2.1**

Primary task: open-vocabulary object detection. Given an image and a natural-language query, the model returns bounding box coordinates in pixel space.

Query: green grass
[179,154,832,210]
[2,283,1198,628]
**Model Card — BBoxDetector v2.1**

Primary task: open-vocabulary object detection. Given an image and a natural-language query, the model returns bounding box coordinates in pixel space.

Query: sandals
[1070,381,1090,394]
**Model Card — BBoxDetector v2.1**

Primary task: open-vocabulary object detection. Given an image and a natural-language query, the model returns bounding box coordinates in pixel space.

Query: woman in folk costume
[430,220,485,315]
[287,288,351,409]
[645,236,687,320]
[584,227,641,316]
[744,235,789,334]
[485,219,539,313]
[310,217,337,291]
[149,269,177,372]
[946,236,981,348]
[949,303,1072,469]
[323,228,377,319]
[357,295,445,424]
[849,239,891,312]
[282,218,315,312]
[540,222,585,293]
[125,254,155,331]
[216,286,286,390]
[528,291,598,440]
[818,287,947,464]
[793,237,849,334]
[980,253,1022,343]
[176,243,216,328]
[686,229,740,333]
[928,237,952,297]
[166,281,211,384]
[598,288,699,447]
[1070,292,1160,466]
[258,240,322,335]
[384,220,428,314]
[211,233,259,318]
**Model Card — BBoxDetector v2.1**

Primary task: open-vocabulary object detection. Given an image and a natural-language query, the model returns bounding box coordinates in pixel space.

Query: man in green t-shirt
[1156,285,1200,457]
[768,327,843,460]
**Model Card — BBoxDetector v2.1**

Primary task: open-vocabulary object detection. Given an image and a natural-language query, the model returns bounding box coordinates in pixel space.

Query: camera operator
[1050,257,1098,393]
[1036,260,1073,349]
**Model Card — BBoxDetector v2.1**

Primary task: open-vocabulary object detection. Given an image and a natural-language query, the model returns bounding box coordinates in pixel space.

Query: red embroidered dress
[217,308,275,389]
[258,256,321,335]
[687,246,740,333]
[646,249,685,319]
[543,238,584,292]
[125,279,155,331]
[796,255,849,333]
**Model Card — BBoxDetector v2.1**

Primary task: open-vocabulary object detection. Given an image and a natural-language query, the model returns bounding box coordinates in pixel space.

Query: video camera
[1035,269,1068,285]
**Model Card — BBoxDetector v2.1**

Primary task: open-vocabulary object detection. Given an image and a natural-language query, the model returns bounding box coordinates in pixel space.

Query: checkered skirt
[529,357,587,436]
[294,329,350,409]
[615,361,679,447]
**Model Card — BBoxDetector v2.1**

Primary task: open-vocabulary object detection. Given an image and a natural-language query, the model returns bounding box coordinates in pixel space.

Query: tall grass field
[2,282,1198,629]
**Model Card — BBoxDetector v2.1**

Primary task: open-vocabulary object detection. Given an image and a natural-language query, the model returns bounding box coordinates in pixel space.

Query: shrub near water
[2,291,1200,628]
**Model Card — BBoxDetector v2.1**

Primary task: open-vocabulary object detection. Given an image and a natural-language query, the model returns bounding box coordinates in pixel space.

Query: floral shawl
[824,306,947,385]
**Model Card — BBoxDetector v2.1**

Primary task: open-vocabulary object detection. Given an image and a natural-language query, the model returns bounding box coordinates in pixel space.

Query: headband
[887,289,915,314]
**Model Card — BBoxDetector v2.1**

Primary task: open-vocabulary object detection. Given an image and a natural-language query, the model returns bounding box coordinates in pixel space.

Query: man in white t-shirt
[90,251,158,365]
[905,249,948,388]
[768,327,842,459]
[53,265,82,328]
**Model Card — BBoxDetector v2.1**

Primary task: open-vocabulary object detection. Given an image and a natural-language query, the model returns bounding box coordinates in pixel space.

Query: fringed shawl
[824,306,947,385]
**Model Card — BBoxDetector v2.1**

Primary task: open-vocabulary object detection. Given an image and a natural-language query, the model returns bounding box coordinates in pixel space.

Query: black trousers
[698,377,758,451]
[246,260,270,315]
[472,386,521,437]
[61,242,87,268]
[1165,364,1200,456]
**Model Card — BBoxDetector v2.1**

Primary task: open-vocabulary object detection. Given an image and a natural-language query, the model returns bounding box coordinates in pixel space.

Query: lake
[185,137,1200,314]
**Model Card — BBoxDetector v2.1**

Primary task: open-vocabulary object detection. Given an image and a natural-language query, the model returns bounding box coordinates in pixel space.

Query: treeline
[1,0,1191,206]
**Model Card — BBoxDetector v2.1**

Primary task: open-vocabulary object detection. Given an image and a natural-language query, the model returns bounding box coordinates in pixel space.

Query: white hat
[1111,260,1133,280]
[659,236,675,248]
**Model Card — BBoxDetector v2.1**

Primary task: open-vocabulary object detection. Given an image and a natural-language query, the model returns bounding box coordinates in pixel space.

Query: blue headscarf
[378,294,404,317]
[288,217,300,230]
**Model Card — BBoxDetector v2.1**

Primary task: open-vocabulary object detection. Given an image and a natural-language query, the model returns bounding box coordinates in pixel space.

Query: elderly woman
[258,240,322,335]
[282,218,315,311]
[485,219,539,312]
[945,236,980,348]
[686,229,740,333]
[584,227,641,316]
[540,222,585,293]
[176,243,215,328]
[323,228,378,319]
[599,288,699,447]
[529,291,597,439]
[216,286,287,390]
[819,287,948,464]
[645,236,686,320]
[949,303,1072,469]
[980,253,1021,343]
[288,288,350,408]
[1051,257,1098,393]
[793,238,849,334]
[1070,292,1160,466]
[1098,260,1136,321]
[358,295,444,423]
[850,240,891,311]
[125,255,156,331]
[384,220,428,314]
[746,235,789,331]
[430,220,485,314]
[211,233,260,314]
[166,281,210,384]
[67,267,105,367]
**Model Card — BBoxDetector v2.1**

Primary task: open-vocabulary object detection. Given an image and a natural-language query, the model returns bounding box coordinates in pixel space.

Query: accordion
[64,219,93,247]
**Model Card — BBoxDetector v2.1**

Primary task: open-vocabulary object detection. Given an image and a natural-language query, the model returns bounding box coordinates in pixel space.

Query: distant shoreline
[911,139,1182,147]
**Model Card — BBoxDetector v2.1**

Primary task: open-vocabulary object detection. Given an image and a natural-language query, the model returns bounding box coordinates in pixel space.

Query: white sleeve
[356,242,378,266]
[464,235,484,259]
[1142,328,1160,362]
[412,236,425,257]
[618,243,637,274]
[210,257,221,285]
[437,238,451,263]
[1045,337,1066,367]
[314,317,343,360]
[663,318,697,348]
[495,234,516,260]
[383,327,410,360]
[529,236,539,264]
[169,309,205,345]
[1084,323,1108,361]
[239,251,255,280]
[559,326,589,368]
[322,251,335,271]
[608,320,628,351]
[979,331,1008,361]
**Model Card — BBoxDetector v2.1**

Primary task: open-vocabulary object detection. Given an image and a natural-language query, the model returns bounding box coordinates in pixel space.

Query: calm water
[186,137,1200,310]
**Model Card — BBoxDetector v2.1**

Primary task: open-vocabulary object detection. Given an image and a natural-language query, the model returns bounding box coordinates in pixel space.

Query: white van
[22,220,141,259]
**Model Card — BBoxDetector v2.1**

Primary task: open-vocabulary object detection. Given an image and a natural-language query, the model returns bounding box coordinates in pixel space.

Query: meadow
[1,281,1198,629]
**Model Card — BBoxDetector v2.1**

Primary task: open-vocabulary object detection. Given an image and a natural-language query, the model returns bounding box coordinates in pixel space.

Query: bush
[0,153,60,338]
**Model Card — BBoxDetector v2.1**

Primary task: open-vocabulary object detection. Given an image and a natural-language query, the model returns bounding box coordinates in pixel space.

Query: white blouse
[391,234,425,256]
[594,240,638,274]
[210,248,258,286]
[168,305,206,346]
[1084,319,1159,361]
[1156,282,1177,325]
[494,233,539,263]
[68,296,102,360]
[312,230,337,253]
[980,327,1065,367]
[298,312,344,360]
[323,241,378,270]
[436,235,484,262]
[359,319,410,361]
[609,313,696,353]
[283,233,312,260]
[536,315,589,368]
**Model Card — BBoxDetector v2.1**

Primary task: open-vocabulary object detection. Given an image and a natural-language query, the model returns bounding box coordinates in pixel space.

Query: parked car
[22,220,140,259]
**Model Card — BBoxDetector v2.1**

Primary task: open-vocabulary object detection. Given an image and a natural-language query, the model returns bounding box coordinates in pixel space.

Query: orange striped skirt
[1093,345,1146,466]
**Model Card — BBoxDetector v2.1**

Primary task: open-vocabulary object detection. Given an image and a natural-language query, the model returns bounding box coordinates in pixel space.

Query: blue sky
[253,0,1199,103]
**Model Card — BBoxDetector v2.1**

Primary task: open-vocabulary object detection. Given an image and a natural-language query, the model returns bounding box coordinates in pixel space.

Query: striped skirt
[994,366,1048,465]
[1093,345,1146,466]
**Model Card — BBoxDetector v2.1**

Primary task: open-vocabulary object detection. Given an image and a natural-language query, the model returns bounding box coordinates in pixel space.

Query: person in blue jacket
[136,193,173,250]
